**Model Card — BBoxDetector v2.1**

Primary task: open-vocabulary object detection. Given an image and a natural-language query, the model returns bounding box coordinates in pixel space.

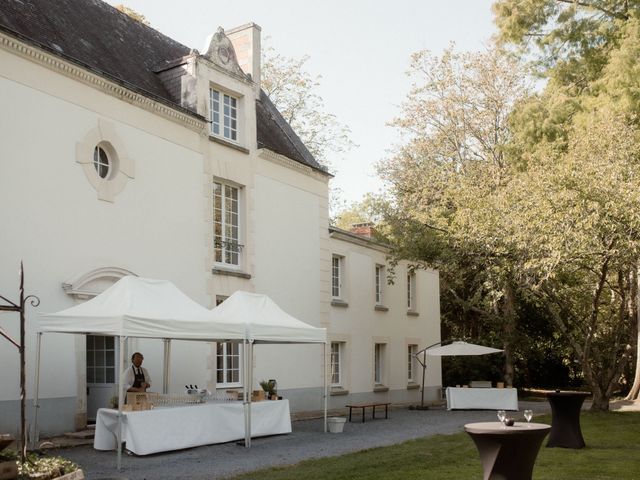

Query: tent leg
[245,341,253,448]
[31,332,42,448]
[162,339,171,394]
[117,335,126,471]
[242,339,250,448]
[323,342,328,433]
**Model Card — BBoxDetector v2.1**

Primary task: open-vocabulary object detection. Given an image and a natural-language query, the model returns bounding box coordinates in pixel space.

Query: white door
[86,335,119,421]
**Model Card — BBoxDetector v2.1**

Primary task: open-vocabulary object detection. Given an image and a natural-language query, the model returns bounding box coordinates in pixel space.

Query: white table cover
[446,387,518,410]
[94,399,292,455]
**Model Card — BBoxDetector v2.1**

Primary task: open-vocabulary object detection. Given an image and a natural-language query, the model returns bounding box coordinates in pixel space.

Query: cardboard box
[252,390,265,402]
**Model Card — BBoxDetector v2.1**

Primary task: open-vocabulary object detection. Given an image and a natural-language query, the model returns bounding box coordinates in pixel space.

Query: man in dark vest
[123,352,152,393]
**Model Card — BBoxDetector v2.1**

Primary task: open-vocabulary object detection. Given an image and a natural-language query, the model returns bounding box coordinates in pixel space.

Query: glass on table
[524,409,533,423]
[497,410,507,423]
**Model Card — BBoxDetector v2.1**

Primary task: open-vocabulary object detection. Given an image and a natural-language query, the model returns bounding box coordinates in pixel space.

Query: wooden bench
[345,402,391,423]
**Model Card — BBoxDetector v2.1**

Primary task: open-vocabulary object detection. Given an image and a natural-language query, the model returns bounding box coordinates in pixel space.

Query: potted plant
[259,380,276,399]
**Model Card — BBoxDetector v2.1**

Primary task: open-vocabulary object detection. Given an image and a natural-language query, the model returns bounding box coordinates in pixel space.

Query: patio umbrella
[414,340,503,408]
[422,341,503,357]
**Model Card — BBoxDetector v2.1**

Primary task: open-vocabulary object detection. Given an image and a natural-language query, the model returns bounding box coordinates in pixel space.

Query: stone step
[63,430,95,440]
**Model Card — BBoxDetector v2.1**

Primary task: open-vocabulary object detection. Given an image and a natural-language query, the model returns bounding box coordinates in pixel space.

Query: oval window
[93,146,110,179]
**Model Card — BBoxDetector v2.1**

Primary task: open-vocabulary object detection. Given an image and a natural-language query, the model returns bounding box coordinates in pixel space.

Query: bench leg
[362,407,366,423]
[385,404,388,419]
[348,407,352,422]
[372,405,376,419]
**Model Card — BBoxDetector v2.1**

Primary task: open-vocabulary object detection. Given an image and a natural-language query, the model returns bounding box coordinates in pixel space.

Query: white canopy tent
[35,276,327,469]
[207,290,328,448]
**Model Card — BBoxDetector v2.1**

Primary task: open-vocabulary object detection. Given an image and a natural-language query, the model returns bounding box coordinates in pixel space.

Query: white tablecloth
[94,399,292,455]
[446,387,518,410]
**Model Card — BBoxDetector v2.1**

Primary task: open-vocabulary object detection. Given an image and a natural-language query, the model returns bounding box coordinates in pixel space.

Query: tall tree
[496,0,640,402]
[378,45,530,386]
[505,111,640,409]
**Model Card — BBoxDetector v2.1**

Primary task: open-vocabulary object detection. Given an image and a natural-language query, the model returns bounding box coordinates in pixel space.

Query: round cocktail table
[465,421,551,480]
[546,390,591,448]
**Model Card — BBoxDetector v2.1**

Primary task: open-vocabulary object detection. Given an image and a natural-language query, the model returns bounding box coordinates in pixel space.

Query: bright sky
[107,0,497,206]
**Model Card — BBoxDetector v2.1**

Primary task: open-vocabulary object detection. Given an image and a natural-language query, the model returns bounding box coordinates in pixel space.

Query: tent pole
[323,341,328,433]
[246,340,253,448]
[117,335,126,471]
[162,339,171,394]
[32,332,42,448]
[242,339,249,448]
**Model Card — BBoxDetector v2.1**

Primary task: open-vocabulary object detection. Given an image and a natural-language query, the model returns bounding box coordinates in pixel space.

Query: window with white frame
[93,146,111,179]
[210,88,238,142]
[374,343,385,385]
[375,264,384,305]
[407,272,416,310]
[86,335,116,384]
[213,180,243,267]
[216,342,241,386]
[330,342,343,386]
[408,344,418,382]
[332,255,343,299]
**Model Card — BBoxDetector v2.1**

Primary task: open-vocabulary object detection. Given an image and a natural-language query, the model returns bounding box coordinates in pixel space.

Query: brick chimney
[349,222,376,239]
[226,23,261,87]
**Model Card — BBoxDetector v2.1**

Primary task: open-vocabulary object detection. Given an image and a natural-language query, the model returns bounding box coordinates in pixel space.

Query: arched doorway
[63,267,137,423]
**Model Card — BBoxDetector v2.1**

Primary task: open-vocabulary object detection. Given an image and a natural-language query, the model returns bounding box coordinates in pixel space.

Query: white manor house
[0,0,442,435]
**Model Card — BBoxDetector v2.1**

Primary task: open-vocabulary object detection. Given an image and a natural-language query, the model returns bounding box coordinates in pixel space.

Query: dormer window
[210,88,238,142]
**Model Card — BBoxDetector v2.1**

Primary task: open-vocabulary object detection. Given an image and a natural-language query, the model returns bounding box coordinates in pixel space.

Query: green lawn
[228,412,640,480]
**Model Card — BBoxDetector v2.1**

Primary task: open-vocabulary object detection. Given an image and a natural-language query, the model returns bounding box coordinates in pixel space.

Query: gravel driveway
[51,402,550,480]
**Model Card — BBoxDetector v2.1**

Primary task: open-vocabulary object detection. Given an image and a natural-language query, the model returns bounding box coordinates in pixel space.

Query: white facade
[327,228,442,406]
[0,4,440,436]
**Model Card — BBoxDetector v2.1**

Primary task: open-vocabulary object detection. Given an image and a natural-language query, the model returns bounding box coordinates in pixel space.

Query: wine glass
[497,410,506,423]
[524,409,533,423]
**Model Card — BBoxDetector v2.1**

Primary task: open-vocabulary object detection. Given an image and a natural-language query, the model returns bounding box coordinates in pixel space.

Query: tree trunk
[590,390,611,411]
[626,265,640,400]
[581,361,609,411]
[502,283,517,387]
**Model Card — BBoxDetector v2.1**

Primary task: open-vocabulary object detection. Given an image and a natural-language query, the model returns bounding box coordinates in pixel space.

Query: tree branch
[555,0,629,21]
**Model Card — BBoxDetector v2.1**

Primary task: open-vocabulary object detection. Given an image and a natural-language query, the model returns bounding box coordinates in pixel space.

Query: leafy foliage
[0,450,79,479]
[378,45,531,386]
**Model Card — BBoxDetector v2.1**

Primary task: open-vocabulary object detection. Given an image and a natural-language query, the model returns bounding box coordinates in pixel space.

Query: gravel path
[52,402,551,480]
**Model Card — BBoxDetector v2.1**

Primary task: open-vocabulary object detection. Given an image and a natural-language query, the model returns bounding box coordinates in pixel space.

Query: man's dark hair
[131,352,143,361]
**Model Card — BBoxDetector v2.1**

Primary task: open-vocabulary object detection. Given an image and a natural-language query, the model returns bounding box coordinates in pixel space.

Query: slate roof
[0,0,328,174]
[256,91,327,173]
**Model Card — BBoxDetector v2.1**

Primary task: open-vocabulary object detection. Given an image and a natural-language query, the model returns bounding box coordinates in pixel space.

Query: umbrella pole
[421,350,426,409]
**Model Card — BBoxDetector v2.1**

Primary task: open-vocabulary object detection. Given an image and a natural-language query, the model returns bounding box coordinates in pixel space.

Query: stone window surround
[76,119,134,202]
[209,84,244,147]
[213,178,244,269]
